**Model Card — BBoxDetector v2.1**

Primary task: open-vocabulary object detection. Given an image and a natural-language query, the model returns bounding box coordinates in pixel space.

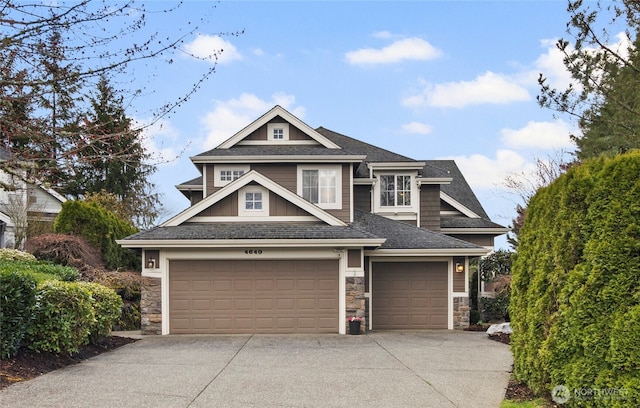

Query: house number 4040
[244,249,263,255]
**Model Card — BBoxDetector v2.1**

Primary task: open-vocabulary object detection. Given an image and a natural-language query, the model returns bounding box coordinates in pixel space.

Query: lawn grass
[500,398,549,408]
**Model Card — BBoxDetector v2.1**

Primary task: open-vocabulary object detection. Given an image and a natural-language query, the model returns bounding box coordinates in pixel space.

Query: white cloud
[183,34,242,64]
[345,37,442,65]
[404,71,530,109]
[401,121,432,135]
[439,150,534,190]
[201,93,305,149]
[501,120,574,150]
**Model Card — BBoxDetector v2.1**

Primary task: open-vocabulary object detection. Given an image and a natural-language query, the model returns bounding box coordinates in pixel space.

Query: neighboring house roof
[352,210,487,253]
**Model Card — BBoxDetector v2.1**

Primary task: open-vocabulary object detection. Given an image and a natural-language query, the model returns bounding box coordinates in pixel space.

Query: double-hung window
[380,175,411,207]
[298,166,341,209]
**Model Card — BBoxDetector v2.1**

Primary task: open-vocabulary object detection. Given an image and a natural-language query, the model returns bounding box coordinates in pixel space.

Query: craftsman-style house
[119,106,507,335]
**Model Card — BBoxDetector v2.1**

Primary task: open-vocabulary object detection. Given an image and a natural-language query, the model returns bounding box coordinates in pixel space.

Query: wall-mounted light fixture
[147,258,156,269]
[455,262,464,273]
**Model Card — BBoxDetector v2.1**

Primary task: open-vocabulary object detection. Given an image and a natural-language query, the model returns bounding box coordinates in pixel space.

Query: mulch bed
[0,336,137,390]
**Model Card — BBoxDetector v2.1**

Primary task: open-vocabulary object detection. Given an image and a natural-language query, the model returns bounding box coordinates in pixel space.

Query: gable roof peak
[215,105,341,150]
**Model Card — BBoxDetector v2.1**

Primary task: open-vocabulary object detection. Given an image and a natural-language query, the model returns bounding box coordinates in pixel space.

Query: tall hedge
[511,151,640,406]
[54,200,139,270]
[0,270,37,358]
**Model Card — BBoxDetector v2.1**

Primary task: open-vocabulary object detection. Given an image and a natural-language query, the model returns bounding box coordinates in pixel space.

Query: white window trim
[296,164,342,210]
[267,123,289,142]
[238,186,269,217]
[373,172,418,214]
[214,165,250,187]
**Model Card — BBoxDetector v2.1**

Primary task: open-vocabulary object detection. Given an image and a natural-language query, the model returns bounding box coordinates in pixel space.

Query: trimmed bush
[511,151,640,406]
[27,280,96,353]
[0,270,37,358]
[0,248,36,262]
[83,282,123,344]
[0,260,79,283]
[54,200,139,270]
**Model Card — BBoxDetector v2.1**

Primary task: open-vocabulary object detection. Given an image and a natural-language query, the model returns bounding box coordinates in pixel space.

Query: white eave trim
[190,155,366,164]
[161,170,347,227]
[353,178,375,185]
[364,247,492,257]
[367,161,426,170]
[417,177,453,185]
[117,238,387,249]
[441,227,510,235]
[440,191,480,218]
[216,105,342,149]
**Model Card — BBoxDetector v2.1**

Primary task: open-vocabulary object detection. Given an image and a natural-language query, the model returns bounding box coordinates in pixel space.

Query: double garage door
[169,259,339,334]
[372,262,448,330]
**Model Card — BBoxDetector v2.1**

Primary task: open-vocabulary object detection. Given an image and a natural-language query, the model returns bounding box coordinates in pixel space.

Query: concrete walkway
[0,331,512,408]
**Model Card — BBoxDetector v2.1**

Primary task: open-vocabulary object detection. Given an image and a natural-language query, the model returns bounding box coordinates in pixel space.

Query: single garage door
[372,262,448,329]
[169,259,339,334]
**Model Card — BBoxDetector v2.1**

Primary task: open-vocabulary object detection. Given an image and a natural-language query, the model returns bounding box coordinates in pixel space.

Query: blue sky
[131,1,586,248]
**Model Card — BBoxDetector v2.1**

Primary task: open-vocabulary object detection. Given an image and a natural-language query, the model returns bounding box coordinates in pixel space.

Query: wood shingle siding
[420,185,441,231]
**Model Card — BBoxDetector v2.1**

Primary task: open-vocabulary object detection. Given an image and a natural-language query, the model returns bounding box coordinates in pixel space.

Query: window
[220,169,245,182]
[272,128,284,140]
[267,123,289,141]
[245,192,263,210]
[380,175,411,207]
[239,186,268,216]
[297,165,342,209]
[214,165,249,187]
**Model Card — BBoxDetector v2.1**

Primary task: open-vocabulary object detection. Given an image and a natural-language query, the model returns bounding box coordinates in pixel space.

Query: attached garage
[169,259,339,334]
[372,262,448,330]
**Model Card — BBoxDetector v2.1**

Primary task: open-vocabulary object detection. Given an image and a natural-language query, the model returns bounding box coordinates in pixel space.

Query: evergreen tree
[538,0,640,160]
[71,77,160,229]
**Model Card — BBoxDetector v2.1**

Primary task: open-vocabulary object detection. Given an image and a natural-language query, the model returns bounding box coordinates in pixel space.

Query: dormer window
[267,123,289,142]
[380,175,412,207]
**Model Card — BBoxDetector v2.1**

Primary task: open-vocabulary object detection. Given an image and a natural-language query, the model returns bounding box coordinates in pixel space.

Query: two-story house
[119,106,507,335]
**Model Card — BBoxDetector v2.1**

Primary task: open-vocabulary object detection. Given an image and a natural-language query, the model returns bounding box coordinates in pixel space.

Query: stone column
[140,277,162,335]
[453,296,470,330]
[345,276,366,333]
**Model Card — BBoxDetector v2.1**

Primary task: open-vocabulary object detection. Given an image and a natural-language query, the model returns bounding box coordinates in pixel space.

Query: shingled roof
[123,222,381,241]
[352,210,483,250]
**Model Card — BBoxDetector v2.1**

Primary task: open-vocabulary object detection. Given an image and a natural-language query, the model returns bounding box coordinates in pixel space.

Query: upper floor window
[220,169,245,182]
[267,123,289,141]
[380,175,411,207]
[297,165,342,209]
[244,191,263,210]
[214,165,250,187]
[239,186,268,216]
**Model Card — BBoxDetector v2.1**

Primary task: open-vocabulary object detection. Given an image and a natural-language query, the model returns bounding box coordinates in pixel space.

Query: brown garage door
[169,259,339,334]
[372,262,448,329]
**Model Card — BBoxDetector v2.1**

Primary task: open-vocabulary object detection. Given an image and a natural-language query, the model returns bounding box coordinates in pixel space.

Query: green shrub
[0,260,79,283]
[0,270,37,358]
[27,280,96,353]
[54,200,139,270]
[82,282,123,344]
[511,151,640,406]
[0,248,36,262]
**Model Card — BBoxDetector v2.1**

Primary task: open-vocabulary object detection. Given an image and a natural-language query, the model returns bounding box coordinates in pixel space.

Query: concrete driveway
[0,331,512,408]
